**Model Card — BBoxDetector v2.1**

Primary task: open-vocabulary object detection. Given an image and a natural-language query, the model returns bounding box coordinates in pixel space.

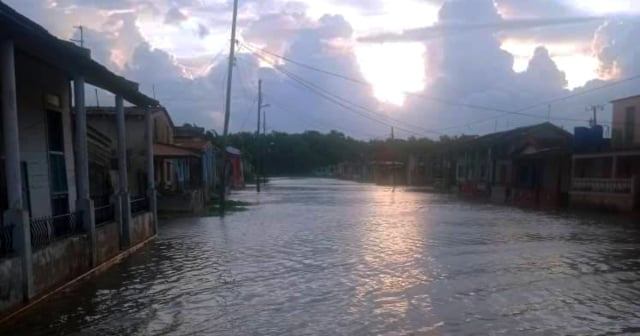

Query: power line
[241,47,438,138]
[242,42,640,127]
[267,97,382,139]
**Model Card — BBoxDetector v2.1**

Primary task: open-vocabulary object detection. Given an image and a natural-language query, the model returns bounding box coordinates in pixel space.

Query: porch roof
[573,149,640,159]
[0,2,158,107]
[154,143,200,158]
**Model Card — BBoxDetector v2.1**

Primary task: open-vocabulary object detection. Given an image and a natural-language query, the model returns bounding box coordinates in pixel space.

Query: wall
[131,212,155,246]
[32,236,90,295]
[612,96,640,148]
[88,115,148,197]
[96,221,120,265]
[0,256,22,313]
[15,51,76,218]
[570,192,635,212]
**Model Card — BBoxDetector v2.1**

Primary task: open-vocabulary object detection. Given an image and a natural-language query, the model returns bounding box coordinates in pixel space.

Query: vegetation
[206,199,251,217]
[207,129,438,176]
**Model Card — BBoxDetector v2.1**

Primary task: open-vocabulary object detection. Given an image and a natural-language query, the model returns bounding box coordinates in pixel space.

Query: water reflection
[2,178,640,335]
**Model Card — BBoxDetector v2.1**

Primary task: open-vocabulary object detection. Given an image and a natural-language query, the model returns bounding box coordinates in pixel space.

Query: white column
[2,39,33,300]
[144,107,157,234]
[73,76,96,266]
[116,95,132,246]
[2,41,22,210]
[74,77,89,200]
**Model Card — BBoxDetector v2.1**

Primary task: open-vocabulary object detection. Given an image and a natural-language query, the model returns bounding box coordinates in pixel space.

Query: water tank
[574,127,590,149]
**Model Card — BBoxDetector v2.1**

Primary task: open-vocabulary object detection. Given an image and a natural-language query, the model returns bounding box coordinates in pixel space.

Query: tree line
[207,129,440,176]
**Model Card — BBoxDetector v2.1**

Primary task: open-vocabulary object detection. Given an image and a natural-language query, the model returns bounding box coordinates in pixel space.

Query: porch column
[74,76,96,267]
[1,39,33,301]
[144,107,157,234]
[116,95,132,247]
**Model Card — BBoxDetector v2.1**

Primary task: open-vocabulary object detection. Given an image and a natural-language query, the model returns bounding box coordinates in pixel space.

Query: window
[47,110,69,214]
[625,106,636,145]
[154,119,158,142]
[47,110,64,152]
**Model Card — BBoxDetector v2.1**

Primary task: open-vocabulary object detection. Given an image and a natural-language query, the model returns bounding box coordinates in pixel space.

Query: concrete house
[0,3,158,316]
[174,124,217,199]
[446,123,573,209]
[570,95,640,212]
[87,106,174,197]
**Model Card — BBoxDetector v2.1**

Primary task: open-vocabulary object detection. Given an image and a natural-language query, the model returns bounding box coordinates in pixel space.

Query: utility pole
[256,79,262,192]
[588,105,604,126]
[391,127,395,192]
[94,88,100,108]
[547,104,551,122]
[71,25,84,48]
[262,107,266,185]
[219,0,239,213]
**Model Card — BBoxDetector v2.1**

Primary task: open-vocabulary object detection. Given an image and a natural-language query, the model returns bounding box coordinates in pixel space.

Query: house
[446,123,573,209]
[226,147,245,190]
[570,95,640,212]
[0,3,158,316]
[406,154,427,186]
[87,106,174,197]
[174,124,217,199]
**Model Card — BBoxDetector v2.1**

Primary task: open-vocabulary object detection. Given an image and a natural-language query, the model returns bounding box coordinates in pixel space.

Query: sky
[6,0,640,139]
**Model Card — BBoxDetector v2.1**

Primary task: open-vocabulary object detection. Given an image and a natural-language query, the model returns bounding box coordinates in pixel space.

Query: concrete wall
[32,236,90,295]
[612,96,640,148]
[0,257,22,313]
[157,190,204,214]
[131,212,155,246]
[96,222,120,265]
[570,192,635,212]
[14,51,76,217]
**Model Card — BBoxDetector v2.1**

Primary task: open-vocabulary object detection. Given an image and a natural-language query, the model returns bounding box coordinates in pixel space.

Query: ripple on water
[2,178,640,336]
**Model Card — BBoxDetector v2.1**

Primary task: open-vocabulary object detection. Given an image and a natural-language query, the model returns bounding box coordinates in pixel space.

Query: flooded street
[2,178,640,335]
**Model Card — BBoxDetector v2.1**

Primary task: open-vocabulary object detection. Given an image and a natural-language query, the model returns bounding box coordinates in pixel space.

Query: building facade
[0,3,158,317]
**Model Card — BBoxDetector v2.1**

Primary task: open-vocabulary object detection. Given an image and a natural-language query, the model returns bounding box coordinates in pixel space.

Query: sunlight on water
[2,178,640,335]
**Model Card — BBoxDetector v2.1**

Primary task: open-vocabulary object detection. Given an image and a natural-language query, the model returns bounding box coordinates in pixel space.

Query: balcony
[571,178,635,195]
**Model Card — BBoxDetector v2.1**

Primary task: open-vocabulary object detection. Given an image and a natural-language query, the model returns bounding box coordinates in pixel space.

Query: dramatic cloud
[5,0,640,139]
[165,6,189,25]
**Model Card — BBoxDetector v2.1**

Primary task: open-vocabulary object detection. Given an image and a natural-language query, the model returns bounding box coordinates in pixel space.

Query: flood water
[2,178,640,335]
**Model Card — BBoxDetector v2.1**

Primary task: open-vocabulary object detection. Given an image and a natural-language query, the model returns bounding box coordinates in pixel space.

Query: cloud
[359,16,603,43]
[164,6,188,25]
[6,0,640,139]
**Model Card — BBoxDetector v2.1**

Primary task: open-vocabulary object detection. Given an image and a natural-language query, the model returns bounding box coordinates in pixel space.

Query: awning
[154,143,200,158]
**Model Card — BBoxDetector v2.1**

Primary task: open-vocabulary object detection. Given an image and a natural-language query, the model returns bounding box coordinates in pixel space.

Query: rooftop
[0,2,157,107]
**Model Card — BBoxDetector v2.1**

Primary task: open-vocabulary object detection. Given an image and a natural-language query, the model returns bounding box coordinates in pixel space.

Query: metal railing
[30,211,84,249]
[130,197,150,215]
[94,204,115,226]
[572,177,635,195]
[0,223,14,258]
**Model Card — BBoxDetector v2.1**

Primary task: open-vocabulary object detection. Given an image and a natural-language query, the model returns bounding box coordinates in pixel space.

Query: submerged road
[2,178,640,335]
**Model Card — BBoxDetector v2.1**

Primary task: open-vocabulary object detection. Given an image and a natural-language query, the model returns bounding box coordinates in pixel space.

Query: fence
[572,178,635,195]
[30,211,84,249]
[94,204,115,226]
[0,223,14,258]
[130,197,150,215]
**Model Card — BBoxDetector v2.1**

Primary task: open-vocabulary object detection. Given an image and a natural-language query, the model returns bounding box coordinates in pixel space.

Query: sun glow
[501,39,600,89]
[355,43,426,106]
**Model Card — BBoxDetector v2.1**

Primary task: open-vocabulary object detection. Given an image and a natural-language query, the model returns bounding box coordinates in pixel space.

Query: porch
[0,3,158,317]
[570,150,640,212]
